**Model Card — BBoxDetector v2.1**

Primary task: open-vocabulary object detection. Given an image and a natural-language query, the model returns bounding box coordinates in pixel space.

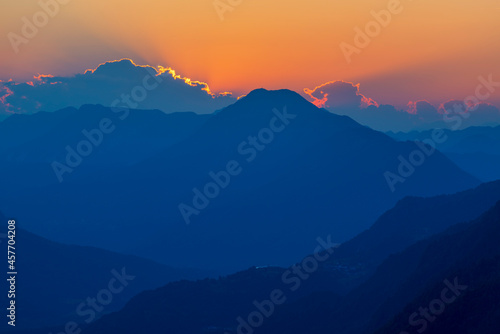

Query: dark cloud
[407,100,442,123]
[304,81,500,132]
[439,99,469,115]
[0,59,236,116]
[304,80,378,110]
[304,80,416,131]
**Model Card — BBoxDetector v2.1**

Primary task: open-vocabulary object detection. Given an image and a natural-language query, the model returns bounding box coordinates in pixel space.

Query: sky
[0,0,499,110]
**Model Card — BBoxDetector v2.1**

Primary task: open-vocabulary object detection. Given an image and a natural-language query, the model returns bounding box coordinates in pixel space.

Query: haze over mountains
[258,198,500,334]
[1,0,499,329]
[1,75,499,334]
[0,89,479,273]
[0,212,209,332]
[0,105,210,195]
[388,126,500,182]
[2,59,499,133]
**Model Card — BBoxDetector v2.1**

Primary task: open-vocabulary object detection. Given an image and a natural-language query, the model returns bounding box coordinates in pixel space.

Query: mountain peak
[217,88,321,119]
[243,88,311,105]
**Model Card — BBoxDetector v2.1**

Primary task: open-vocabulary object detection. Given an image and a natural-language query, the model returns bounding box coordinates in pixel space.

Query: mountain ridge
[0,89,480,272]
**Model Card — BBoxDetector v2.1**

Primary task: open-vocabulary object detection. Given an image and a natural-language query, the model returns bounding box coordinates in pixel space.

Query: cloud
[407,100,435,115]
[0,82,15,115]
[437,100,500,127]
[304,80,378,110]
[0,59,236,116]
[439,99,467,114]
[304,80,416,131]
[304,80,500,132]
[352,104,417,132]
[406,100,443,123]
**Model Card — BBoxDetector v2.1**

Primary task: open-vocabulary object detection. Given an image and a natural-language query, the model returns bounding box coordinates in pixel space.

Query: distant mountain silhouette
[0,89,479,272]
[388,125,500,182]
[375,258,500,334]
[259,201,500,334]
[369,201,500,334]
[388,125,500,156]
[316,180,500,294]
[56,181,500,334]
[0,211,209,332]
[0,105,210,197]
[82,266,339,334]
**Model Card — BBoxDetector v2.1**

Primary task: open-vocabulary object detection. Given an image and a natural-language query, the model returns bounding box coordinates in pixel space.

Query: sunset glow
[2,2,500,332]
[0,0,498,109]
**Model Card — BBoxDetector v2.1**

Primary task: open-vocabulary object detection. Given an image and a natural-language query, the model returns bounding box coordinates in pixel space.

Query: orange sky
[0,0,499,108]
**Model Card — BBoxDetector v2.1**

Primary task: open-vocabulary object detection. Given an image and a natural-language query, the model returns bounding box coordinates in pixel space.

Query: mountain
[369,201,500,334]
[258,202,500,334]
[0,89,479,272]
[81,266,343,334]
[0,211,209,332]
[316,180,500,294]
[375,257,500,334]
[445,151,500,183]
[387,126,500,155]
[54,181,500,334]
[387,125,500,182]
[0,105,210,196]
